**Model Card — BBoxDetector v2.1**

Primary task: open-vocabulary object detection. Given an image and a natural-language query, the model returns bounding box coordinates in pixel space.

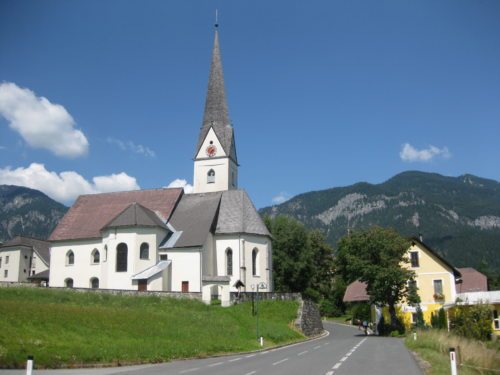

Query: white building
[48,28,272,306]
[0,236,50,283]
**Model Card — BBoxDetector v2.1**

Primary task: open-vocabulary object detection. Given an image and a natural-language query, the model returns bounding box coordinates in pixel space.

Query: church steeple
[195,28,237,164]
[193,26,239,194]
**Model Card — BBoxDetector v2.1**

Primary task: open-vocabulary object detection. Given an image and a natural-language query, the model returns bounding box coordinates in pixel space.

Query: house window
[493,310,499,330]
[90,277,99,289]
[159,254,168,261]
[5,256,9,264]
[207,169,215,184]
[140,243,149,259]
[65,278,74,288]
[4,270,7,278]
[66,250,74,266]
[252,248,259,276]
[0,257,2,268]
[91,249,100,264]
[410,251,419,267]
[116,243,128,272]
[226,248,233,276]
[433,279,443,297]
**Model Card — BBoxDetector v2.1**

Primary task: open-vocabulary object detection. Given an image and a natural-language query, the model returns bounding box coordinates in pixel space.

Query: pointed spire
[202,29,230,128]
[195,27,237,163]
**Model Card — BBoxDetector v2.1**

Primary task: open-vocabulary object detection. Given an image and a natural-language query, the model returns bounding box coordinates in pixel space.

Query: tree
[449,304,493,341]
[335,226,415,331]
[264,216,336,304]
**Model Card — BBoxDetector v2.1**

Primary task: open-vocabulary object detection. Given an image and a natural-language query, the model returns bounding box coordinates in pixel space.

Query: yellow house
[343,237,462,329]
[397,237,462,327]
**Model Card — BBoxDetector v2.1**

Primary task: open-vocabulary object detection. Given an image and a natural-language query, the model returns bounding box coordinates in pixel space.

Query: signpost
[252,282,267,346]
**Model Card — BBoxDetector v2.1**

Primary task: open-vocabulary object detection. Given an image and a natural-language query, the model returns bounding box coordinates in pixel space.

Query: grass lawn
[0,288,303,368]
[405,329,500,375]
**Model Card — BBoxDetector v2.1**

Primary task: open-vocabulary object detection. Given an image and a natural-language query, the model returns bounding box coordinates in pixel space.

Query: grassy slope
[0,288,303,368]
[405,329,500,375]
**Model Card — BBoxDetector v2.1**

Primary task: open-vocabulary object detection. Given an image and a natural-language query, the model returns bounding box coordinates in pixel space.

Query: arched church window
[140,242,149,259]
[252,248,259,276]
[91,249,100,264]
[207,169,215,184]
[226,248,233,276]
[116,243,128,272]
[66,250,74,266]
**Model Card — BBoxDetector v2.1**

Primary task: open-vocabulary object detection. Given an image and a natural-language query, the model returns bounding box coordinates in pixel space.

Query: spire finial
[215,9,219,28]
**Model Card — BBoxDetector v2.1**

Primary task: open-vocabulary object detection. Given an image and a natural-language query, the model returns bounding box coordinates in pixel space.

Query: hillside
[0,288,301,368]
[260,171,500,273]
[0,185,68,242]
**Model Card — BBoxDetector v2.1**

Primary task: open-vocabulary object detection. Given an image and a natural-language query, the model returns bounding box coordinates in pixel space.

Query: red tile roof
[343,280,370,302]
[456,267,488,293]
[49,188,183,241]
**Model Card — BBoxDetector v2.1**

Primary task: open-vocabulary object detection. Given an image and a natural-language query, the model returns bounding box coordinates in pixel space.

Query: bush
[431,308,447,329]
[449,303,492,341]
[319,299,343,317]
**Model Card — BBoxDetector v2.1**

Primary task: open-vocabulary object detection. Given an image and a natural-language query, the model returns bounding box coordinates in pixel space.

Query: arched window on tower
[116,243,128,272]
[226,248,233,276]
[90,277,99,289]
[207,169,215,184]
[65,278,74,288]
[252,248,259,277]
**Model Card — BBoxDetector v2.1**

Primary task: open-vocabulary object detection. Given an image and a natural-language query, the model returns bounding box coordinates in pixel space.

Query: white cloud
[0,82,88,158]
[0,163,139,204]
[166,178,193,194]
[400,143,451,162]
[272,191,291,205]
[106,137,156,158]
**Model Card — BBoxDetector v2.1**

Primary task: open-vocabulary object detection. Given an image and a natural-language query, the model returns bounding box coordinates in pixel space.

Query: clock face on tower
[206,144,217,157]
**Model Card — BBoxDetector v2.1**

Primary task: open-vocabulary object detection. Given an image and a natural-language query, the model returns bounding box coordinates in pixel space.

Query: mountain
[0,185,68,242]
[260,171,500,273]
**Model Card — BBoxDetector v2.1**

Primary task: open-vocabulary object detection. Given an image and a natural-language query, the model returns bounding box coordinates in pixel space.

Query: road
[1,322,422,375]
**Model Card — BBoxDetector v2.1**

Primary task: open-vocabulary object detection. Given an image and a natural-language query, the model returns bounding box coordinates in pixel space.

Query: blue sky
[1,0,499,208]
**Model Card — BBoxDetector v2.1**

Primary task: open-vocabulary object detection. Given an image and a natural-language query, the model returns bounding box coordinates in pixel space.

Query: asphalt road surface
[1,322,422,375]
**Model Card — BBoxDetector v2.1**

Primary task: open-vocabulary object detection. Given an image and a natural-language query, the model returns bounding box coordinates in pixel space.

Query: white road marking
[298,350,309,356]
[260,350,270,355]
[245,354,256,358]
[273,358,289,366]
[333,363,341,369]
[326,371,334,375]
[244,372,257,375]
[324,342,330,345]
[208,362,223,367]
[340,356,348,362]
[228,357,242,362]
[179,368,200,374]
[314,345,322,350]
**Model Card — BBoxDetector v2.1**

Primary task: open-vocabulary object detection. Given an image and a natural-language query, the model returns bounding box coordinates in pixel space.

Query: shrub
[449,303,492,341]
[348,302,371,323]
[431,308,447,329]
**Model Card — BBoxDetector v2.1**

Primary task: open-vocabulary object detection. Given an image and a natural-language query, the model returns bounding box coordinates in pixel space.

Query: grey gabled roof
[0,236,51,264]
[103,202,167,230]
[163,192,222,248]
[195,29,237,163]
[216,190,271,237]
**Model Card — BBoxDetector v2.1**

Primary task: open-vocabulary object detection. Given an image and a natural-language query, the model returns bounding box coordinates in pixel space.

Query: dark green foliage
[264,216,338,313]
[0,185,67,241]
[431,308,448,329]
[260,171,500,274]
[348,302,371,322]
[449,304,493,341]
[414,306,425,329]
[335,226,414,332]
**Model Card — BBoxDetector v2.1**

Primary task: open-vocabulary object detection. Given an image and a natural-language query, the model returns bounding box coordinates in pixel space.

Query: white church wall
[193,158,232,193]
[243,235,271,292]
[164,248,201,292]
[50,239,104,288]
[214,236,241,290]
[202,233,216,276]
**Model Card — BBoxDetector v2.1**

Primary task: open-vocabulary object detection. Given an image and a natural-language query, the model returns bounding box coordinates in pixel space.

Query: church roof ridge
[195,28,237,163]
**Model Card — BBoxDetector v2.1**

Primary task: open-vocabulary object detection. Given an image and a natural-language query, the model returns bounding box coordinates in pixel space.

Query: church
[48,28,273,306]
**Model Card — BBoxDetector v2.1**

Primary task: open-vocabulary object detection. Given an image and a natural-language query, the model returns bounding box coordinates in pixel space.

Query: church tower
[193,27,238,194]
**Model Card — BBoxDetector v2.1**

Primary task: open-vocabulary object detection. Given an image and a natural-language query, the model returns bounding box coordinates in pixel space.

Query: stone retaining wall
[295,298,324,336]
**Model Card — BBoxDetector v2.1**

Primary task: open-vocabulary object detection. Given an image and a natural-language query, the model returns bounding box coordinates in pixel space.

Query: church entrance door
[182,281,189,293]
[138,279,147,292]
